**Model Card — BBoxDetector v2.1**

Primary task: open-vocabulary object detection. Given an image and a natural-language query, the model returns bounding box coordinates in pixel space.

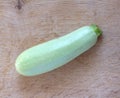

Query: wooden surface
[0,0,120,98]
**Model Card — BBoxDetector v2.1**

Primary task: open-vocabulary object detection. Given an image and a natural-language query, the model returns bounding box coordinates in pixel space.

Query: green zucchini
[15,24,102,76]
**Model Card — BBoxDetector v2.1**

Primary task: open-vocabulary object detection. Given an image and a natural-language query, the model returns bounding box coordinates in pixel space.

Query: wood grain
[0,0,120,98]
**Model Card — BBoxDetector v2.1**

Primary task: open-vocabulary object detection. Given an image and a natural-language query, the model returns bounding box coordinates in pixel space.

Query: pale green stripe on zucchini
[15,24,102,76]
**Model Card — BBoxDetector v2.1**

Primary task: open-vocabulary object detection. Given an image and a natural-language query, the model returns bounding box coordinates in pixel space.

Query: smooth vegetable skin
[15,24,102,76]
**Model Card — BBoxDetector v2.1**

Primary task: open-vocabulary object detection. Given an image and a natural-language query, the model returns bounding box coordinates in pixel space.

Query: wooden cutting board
[0,0,120,98]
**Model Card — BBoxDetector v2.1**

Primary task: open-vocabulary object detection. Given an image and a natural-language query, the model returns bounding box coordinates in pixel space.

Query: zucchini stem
[90,24,102,37]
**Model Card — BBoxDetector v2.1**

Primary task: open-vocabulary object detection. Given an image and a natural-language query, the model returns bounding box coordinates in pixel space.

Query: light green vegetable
[15,24,102,76]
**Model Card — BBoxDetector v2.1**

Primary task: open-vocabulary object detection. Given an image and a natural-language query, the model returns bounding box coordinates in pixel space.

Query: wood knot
[15,0,24,10]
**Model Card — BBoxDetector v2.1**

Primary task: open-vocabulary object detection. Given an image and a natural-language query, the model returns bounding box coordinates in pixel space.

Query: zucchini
[15,24,102,76]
